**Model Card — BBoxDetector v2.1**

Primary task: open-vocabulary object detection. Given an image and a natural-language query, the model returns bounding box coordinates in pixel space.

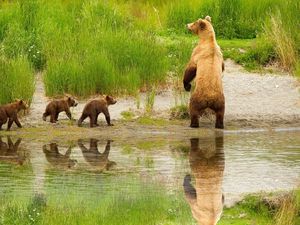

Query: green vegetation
[121,110,135,120]
[0,0,299,104]
[0,56,34,105]
[137,116,168,126]
[0,178,193,225]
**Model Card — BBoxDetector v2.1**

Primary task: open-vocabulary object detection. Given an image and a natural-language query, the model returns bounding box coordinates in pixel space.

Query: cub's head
[186,16,214,38]
[65,95,78,107]
[16,99,29,110]
[105,95,117,105]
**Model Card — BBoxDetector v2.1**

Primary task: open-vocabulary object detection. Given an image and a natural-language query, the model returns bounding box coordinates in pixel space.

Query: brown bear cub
[183,16,225,129]
[43,96,78,123]
[0,100,28,131]
[78,95,117,127]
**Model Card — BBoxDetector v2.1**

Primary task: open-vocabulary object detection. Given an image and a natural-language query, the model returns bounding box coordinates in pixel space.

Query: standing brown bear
[78,95,117,127]
[0,100,28,130]
[42,96,78,123]
[183,16,225,129]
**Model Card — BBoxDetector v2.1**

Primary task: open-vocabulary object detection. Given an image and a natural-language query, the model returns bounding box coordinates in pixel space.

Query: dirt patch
[21,59,300,130]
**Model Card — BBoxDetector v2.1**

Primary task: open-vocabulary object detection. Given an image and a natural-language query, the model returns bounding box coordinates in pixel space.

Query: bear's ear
[19,100,23,105]
[205,16,211,23]
[105,95,110,100]
[199,21,206,30]
[68,97,71,101]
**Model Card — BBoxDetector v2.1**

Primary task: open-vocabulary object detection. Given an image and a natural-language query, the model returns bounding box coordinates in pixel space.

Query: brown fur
[78,139,116,171]
[0,136,25,165]
[183,135,225,225]
[43,143,77,169]
[43,96,78,123]
[0,100,28,130]
[183,16,225,128]
[78,95,117,127]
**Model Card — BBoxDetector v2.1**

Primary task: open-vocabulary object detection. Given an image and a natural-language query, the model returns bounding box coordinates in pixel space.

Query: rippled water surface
[0,129,299,224]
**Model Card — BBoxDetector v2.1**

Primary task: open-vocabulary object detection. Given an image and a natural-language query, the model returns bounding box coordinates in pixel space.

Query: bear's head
[65,96,78,107]
[16,99,29,111]
[105,95,117,105]
[187,16,214,38]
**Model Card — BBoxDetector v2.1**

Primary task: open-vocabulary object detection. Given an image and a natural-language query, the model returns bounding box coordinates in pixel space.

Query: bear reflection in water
[0,136,26,165]
[43,143,77,169]
[78,139,116,171]
[183,134,225,225]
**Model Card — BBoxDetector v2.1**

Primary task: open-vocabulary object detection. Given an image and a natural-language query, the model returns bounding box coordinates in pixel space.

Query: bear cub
[0,100,28,131]
[78,95,117,127]
[43,96,78,123]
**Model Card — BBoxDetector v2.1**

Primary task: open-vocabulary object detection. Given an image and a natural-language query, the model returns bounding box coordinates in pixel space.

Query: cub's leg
[94,113,100,126]
[78,113,88,126]
[50,113,56,123]
[14,116,22,128]
[103,108,113,126]
[89,114,97,128]
[42,111,50,121]
[54,112,59,122]
[7,118,14,131]
[65,108,72,120]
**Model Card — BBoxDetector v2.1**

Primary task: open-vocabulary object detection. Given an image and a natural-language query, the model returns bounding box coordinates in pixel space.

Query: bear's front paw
[184,82,191,92]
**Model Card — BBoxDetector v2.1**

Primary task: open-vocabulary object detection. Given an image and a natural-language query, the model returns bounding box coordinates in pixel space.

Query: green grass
[0,177,193,225]
[0,0,299,104]
[0,56,34,105]
[137,116,168,126]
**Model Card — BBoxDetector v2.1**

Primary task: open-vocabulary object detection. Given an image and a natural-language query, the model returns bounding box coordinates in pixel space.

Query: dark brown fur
[78,96,117,127]
[0,100,28,131]
[43,96,78,123]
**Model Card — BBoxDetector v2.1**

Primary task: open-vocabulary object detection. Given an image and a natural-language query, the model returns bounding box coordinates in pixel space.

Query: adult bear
[183,16,225,129]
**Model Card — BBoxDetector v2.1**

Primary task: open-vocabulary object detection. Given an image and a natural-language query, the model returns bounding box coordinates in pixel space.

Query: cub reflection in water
[43,143,77,169]
[0,136,25,165]
[78,139,116,171]
[183,135,225,225]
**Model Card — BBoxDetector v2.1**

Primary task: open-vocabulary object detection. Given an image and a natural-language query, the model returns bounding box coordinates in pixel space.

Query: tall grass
[274,192,298,225]
[0,56,34,105]
[38,0,168,97]
[163,0,299,73]
[164,0,285,39]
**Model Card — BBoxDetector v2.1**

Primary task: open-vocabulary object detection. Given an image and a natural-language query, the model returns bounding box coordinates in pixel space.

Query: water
[0,129,299,224]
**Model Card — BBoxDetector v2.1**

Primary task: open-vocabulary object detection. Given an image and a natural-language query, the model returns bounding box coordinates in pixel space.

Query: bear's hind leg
[215,108,224,129]
[78,114,87,127]
[50,114,56,123]
[89,115,97,128]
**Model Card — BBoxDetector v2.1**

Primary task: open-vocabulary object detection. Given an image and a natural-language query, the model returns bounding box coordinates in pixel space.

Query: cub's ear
[19,100,24,104]
[105,95,110,100]
[205,16,211,22]
[68,97,71,101]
